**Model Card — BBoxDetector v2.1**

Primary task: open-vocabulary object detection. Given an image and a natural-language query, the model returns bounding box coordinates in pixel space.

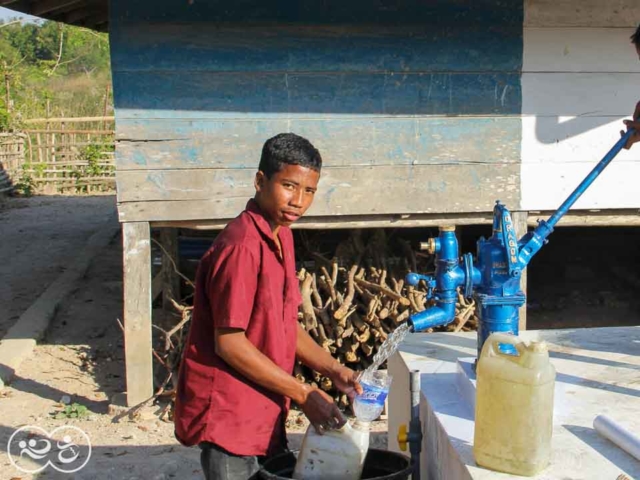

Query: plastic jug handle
[485,333,526,360]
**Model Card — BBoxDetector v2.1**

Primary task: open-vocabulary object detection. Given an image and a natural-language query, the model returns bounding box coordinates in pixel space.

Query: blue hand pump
[406,130,636,358]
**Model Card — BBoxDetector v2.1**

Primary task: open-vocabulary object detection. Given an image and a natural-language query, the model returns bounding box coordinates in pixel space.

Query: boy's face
[254,163,320,230]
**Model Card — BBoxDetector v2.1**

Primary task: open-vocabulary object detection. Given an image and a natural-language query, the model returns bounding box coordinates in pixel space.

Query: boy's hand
[622,101,640,149]
[622,120,640,149]
[329,364,363,403]
[298,384,346,434]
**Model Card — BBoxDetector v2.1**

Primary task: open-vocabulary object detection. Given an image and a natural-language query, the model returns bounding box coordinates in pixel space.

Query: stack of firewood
[292,243,478,407]
[146,229,479,416]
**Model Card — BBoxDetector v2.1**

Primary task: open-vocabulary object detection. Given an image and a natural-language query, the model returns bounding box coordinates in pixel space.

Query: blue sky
[0,6,38,22]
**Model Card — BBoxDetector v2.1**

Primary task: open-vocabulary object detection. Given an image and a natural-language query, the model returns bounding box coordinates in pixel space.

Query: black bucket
[259,449,413,480]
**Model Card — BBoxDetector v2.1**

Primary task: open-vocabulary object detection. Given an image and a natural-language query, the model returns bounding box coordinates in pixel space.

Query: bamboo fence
[1,116,116,195]
[0,132,26,194]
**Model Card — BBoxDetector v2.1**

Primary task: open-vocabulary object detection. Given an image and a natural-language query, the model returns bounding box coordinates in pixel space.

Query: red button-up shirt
[174,200,301,456]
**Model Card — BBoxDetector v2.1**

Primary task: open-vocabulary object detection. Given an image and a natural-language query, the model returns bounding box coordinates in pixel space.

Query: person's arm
[215,328,344,431]
[296,324,363,403]
[622,101,640,149]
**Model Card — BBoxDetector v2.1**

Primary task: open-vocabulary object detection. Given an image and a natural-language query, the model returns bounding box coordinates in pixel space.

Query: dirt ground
[0,195,117,339]
[0,195,387,480]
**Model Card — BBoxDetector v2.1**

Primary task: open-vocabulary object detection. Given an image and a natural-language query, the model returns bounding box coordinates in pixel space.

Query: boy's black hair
[259,133,322,178]
[632,24,640,46]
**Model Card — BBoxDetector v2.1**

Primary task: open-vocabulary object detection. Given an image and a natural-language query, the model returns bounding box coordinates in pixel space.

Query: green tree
[0,18,111,126]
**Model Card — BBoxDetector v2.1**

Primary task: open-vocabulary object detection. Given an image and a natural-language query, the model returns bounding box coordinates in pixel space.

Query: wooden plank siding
[109,24,523,73]
[116,164,519,221]
[111,1,522,26]
[114,117,521,170]
[520,2,640,211]
[524,0,639,28]
[110,0,524,223]
[111,0,640,224]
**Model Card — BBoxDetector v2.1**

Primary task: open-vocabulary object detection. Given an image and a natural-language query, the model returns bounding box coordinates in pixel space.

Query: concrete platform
[388,327,640,480]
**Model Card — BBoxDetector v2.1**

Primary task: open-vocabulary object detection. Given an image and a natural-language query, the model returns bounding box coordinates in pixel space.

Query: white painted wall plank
[524,28,640,73]
[521,161,640,210]
[522,8,640,212]
[521,116,639,162]
[522,73,639,116]
[525,0,640,27]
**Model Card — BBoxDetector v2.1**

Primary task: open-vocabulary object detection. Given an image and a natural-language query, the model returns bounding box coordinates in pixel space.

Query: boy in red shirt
[174,133,362,480]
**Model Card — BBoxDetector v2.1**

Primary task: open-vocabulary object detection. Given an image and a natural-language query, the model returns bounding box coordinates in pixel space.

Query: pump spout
[408,301,456,332]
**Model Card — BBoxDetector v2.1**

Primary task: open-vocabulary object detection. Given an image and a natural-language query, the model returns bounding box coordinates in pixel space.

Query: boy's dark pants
[199,442,263,480]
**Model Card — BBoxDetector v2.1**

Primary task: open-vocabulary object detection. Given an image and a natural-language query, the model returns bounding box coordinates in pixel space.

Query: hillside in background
[0,18,111,130]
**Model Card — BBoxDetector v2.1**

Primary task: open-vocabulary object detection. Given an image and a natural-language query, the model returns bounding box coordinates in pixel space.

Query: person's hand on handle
[622,101,640,149]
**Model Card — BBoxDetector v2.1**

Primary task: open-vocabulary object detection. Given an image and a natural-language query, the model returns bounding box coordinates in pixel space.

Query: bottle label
[358,383,388,406]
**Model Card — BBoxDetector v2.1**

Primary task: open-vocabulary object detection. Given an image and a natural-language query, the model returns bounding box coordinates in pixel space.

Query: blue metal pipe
[409,303,455,332]
[408,227,481,332]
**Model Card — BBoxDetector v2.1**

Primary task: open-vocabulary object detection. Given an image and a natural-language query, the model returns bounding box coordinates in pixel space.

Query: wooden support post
[123,222,153,407]
[512,211,529,332]
[160,228,180,310]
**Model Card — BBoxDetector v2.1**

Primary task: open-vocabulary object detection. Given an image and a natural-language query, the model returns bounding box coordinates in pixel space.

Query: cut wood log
[355,325,371,344]
[316,322,334,350]
[379,269,388,288]
[350,312,367,332]
[454,303,476,333]
[391,308,411,325]
[331,259,339,288]
[294,363,306,383]
[321,377,333,392]
[299,273,318,335]
[355,277,411,306]
[310,274,323,309]
[361,339,375,357]
[345,351,359,363]
[341,318,355,339]
[320,267,338,303]
[408,286,425,312]
[334,264,358,321]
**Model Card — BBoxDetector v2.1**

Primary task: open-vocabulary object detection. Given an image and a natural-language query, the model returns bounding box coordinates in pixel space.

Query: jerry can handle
[485,333,526,359]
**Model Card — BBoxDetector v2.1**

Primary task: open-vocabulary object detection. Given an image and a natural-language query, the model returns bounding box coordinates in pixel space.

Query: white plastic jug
[292,420,370,480]
[473,333,556,476]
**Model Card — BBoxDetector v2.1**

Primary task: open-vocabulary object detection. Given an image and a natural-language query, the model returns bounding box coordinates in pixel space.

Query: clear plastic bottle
[473,333,556,476]
[353,370,392,422]
[293,420,370,480]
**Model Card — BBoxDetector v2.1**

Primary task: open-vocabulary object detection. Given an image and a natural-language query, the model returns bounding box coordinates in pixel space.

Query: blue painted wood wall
[110,0,524,222]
